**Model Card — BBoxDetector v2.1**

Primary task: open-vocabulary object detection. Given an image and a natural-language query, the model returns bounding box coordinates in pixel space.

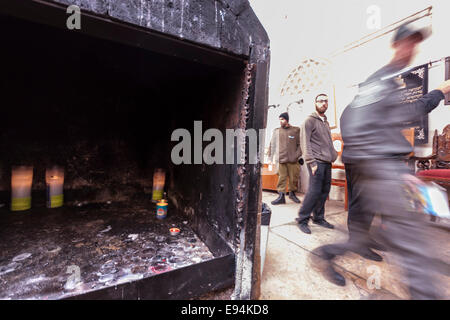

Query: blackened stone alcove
[0,0,269,300]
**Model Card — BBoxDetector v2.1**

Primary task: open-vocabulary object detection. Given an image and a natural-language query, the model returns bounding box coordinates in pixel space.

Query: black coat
[340,64,445,163]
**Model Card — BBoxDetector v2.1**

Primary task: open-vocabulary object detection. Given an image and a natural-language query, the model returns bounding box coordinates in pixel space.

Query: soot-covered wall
[1,0,270,300]
[0,14,243,211]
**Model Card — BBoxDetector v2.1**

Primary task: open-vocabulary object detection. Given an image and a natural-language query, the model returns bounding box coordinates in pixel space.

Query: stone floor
[260,191,450,300]
[0,202,214,300]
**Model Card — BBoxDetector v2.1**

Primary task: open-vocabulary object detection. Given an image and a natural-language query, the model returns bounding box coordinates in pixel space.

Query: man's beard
[316,107,327,114]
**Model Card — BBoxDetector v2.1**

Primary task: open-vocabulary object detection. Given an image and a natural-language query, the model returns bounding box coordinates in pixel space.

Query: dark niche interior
[0,13,246,299]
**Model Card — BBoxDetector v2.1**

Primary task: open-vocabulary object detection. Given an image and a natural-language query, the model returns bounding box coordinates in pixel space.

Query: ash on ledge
[0,201,213,300]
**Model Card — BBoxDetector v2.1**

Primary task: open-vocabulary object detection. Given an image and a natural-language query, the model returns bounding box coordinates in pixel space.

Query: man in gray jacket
[296,94,337,234]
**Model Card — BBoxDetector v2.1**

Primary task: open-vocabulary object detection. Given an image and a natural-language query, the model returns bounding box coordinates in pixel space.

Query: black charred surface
[47,0,268,57]
[242,52,270,299]
[0,0,270,300]
[0,13,242,204]
[0,201,235,300]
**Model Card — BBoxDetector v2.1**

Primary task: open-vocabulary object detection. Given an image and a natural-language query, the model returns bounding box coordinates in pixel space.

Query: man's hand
[436,79,450,95]
[311,164,318,175]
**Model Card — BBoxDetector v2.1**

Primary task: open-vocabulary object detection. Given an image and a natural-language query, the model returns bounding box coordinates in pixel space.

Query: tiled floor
[260,191,450,300]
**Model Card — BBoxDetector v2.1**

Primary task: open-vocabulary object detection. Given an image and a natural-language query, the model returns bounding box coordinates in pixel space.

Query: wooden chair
[262,162,294,192]
[413,125,450,171]
[331,133,348,210]
[412,125,450,196]
[329,129,415,211]
[261,163,286,192]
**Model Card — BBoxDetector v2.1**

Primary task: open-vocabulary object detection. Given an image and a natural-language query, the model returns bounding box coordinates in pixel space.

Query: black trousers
[298,162,331,224]
[346,163,376,246]
[322,159,440,299]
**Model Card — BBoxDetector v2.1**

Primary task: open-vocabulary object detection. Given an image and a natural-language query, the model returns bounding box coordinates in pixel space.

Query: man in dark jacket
[267,112,302,205]
[296,94,338,234]
[319,22,450,299]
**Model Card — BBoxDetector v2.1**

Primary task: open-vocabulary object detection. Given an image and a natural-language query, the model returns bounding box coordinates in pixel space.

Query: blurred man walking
[319,22,450,299]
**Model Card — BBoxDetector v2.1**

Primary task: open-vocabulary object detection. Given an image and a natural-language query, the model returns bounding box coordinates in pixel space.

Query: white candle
[46,166,64,208]
[11,166,33,211]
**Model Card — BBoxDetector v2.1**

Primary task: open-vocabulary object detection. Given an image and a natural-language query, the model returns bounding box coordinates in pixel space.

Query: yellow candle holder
[46,166,64,208]
[11,166,33,211]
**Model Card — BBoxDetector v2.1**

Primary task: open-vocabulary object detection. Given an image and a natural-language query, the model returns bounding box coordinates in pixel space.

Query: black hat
[392,22,431,45]
[279,112,289,122]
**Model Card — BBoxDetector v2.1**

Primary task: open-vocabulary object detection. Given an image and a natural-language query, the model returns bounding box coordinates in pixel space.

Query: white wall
[329,0,450,154]
[250,0,450,195]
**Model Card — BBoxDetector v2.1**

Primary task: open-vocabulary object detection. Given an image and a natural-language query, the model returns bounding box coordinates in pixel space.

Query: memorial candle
[46,166,64,208]
[11,166,33,211]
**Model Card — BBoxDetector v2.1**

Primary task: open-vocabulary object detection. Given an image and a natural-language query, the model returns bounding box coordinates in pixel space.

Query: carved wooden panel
[436,124,450,163]
[445,57,450,105]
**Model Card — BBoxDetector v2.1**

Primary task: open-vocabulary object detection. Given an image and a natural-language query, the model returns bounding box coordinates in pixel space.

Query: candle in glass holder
[152,168,166,202]
[46,166,64,208]
[11,166,33,211]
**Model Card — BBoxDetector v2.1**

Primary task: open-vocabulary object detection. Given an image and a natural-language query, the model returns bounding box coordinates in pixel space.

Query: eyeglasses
[316,99,328,103]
